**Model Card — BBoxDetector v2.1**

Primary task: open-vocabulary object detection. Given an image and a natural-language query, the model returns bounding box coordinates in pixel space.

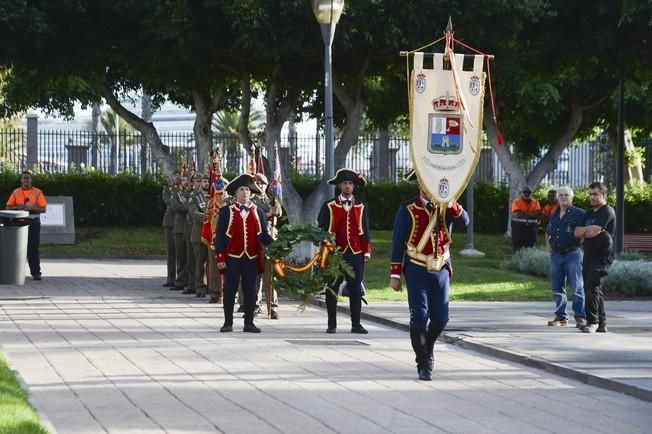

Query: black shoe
[195,292,206,298]
[208,297,219,304]
[170,286,184,291]
[220,323,233,333]
[270,310,279,320]
[162,282,173,287]
[597,325,608,333]
[243,324,261,333]
[351,325,368,334]
[418,367,432,381]
[32,275,42,281]
[237,306,245,313]
[182,289,196,295]
[326,327,337,334]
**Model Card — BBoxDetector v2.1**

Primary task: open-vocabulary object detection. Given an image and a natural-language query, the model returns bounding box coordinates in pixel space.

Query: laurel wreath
[265,224,353,304]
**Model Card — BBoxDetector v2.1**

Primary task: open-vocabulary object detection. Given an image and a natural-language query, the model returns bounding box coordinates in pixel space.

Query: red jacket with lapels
[318,196,372,255]
[214,203,274,271]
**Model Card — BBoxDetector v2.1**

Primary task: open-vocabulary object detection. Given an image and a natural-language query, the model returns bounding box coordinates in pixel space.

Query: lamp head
[311,0,345,24]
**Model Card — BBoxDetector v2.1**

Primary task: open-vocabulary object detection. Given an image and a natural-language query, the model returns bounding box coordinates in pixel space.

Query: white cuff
[390,274,401,279]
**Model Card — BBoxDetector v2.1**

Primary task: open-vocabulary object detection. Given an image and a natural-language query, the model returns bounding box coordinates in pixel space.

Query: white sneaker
[581,323,599,333]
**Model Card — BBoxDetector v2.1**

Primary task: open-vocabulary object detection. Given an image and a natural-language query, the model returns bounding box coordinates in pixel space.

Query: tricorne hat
[255,173,269,185]
[226,174,262,196]
[327,168,366,186]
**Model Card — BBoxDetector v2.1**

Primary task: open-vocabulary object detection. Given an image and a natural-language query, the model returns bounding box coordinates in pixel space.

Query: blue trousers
[405,261,450,331]
[550,250,585,320]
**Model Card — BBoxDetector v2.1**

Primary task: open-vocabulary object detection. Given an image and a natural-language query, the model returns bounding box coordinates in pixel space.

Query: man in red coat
[318,168,372,334]
[215,174,273,333]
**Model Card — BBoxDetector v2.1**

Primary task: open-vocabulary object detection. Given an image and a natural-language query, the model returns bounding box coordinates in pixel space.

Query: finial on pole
[445,17,453,34]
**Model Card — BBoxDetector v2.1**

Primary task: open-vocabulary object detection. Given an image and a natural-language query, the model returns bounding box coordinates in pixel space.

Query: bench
[624,233,652,252]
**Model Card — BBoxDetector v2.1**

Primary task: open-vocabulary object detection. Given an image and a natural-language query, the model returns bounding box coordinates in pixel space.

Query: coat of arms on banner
[415,72,426,94]
[469,75,481,96]
[428,94,463,155]
[438,177,450,198]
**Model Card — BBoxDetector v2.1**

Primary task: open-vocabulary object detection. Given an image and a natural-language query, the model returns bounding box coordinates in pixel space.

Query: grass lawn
[41,226,166,256]
[364,230,551,302]
[42,226,551,302]
[0,354,49,434]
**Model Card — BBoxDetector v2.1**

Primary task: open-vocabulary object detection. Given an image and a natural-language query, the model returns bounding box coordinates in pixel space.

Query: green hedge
[0,170,166,227]
[290,174,508,232]
[2,168,651,232]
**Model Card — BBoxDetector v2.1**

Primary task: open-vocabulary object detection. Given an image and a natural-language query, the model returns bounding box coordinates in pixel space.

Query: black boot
[410,328,429,380]
[425,328,443,378]
[326,287,338,332]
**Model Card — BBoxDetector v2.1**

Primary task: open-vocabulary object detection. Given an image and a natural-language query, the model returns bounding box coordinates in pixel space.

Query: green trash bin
[0,210,29,285]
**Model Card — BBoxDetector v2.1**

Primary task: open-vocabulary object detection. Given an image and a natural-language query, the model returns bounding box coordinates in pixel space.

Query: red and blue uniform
[390,196,468,373]
[318,195,371,330]
[215,203,273,326]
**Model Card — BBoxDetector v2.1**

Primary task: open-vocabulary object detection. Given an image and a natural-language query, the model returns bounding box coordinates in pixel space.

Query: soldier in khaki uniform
[207,175,231,304]
[253,173,283,319]
[170,173,189,290]
[183,174,198,294]
[161,173,178,287]
[190,173,210,297]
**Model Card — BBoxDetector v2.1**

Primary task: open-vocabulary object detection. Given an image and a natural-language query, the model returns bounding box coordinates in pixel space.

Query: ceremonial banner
[410,50,486,204]
[201,155,227,249]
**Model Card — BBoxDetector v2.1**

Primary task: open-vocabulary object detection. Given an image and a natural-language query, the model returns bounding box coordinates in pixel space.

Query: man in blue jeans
[545,186,586,328]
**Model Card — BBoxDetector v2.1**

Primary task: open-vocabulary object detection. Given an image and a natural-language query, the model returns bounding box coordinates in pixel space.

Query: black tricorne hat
[327,168,366,186]
[226,174,262,196]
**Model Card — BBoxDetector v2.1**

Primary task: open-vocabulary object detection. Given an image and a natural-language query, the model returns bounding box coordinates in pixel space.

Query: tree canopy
[0,0,650,207]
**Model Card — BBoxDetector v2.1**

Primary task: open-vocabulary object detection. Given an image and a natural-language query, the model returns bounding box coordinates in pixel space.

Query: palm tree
[213,108,263,173]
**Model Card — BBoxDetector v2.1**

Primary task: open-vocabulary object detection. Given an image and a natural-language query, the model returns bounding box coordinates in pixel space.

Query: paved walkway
[0,259,651,434]
[358,301,652,401]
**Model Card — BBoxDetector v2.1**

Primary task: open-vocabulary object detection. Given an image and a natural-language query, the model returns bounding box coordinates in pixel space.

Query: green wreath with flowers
[265,224,352,304]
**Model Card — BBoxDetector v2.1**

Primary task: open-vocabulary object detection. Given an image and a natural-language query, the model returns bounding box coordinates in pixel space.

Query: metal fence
[1,127,650,188]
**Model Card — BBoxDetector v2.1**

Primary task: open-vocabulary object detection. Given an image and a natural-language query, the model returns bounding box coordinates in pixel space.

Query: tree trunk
[484,101,584,236]
[375,128,390,181]
[193,88,228,172]
[100,84,174,175]
[332,55,369,170]
[140,92,152,176]
[91,102,100,169]
[237,73,254,157]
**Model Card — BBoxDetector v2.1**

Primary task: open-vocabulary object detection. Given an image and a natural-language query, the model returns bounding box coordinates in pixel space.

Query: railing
[1,127,649,188]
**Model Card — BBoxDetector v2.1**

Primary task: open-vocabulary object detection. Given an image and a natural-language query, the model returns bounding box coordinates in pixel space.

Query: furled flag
[270,144,283,202]
[201,151,226,249]
[247,146,257,175]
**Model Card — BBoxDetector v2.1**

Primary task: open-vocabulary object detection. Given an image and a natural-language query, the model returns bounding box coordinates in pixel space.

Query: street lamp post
[312,0,345,186]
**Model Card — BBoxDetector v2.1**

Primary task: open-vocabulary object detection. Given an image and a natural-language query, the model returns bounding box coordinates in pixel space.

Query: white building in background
[21,101,197,132]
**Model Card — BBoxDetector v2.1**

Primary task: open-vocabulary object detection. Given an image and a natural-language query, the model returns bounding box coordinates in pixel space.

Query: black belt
[552,247,578,255]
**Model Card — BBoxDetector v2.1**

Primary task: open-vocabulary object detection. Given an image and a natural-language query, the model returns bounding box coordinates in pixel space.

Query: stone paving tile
[3,260,652,434]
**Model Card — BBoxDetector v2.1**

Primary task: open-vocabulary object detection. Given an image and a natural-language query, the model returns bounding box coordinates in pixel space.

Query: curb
[304,295,652,403]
